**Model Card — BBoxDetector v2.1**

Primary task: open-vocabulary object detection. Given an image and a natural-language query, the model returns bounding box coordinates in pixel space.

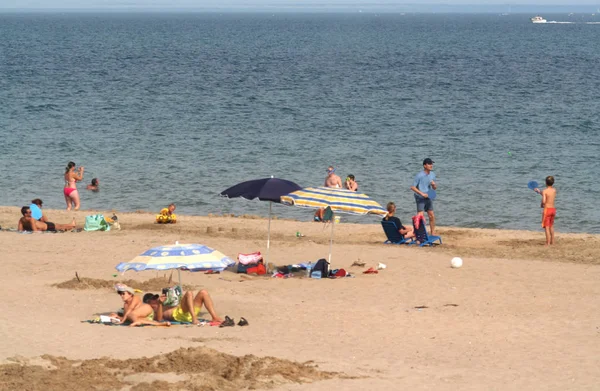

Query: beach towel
[83,318,211,326]
[84,214,111,232]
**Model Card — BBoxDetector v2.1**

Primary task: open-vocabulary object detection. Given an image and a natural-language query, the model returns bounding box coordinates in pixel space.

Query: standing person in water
[64,161,84,210]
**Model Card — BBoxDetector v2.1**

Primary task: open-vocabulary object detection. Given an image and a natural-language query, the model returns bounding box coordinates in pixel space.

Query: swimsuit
[45,222,56,231]
[172,306,201,323]
[542,208,556,228]
[64,187,77,197]
[64,175,77,197]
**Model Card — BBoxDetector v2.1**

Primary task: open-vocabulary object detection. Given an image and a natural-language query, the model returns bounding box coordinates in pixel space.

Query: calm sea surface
[1,13,599,233]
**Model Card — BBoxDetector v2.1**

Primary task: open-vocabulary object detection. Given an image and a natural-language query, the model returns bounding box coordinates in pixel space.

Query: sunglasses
[117,291,127,296]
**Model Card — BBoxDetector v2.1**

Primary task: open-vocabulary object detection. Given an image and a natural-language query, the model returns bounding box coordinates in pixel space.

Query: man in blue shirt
[410,158,437,235]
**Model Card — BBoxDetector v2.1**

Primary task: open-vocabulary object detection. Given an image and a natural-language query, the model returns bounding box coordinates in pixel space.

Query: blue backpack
[311,258,329,279]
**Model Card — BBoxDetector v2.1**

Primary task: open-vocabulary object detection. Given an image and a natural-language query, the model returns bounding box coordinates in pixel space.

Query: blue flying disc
[428,189,437,200]
[527,181,539,190]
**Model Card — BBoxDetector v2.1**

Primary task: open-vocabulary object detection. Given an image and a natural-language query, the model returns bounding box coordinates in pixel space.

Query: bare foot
[212,316,224,323]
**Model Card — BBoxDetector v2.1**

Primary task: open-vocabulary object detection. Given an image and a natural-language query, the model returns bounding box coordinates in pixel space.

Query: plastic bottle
[306,262,312,278]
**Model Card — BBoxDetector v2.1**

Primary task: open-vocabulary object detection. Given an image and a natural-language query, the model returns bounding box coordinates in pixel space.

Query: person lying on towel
[143,289,223,325]
[156,203,177,224]
[109,284,170,327]
[18,206,76,232]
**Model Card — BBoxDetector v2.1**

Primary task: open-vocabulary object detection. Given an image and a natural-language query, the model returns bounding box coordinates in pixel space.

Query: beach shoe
[219,316,235,328]
[237,317,249,326]
[363,267,378,274]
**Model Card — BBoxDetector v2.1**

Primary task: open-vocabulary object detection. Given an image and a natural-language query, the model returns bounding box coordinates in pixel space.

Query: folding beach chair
[381,220,413,245]
[412,215,442,247]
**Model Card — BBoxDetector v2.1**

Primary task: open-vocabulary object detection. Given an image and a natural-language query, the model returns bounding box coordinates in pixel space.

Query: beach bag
[238,252,262,265]
[247,263,266,275]
[412,215,427,243]
[311,258,329,279]
[162,285,183,307]
[84,214,111,232]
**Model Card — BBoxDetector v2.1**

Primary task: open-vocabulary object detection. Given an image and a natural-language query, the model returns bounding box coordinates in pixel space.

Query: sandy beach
[1,206,600,390]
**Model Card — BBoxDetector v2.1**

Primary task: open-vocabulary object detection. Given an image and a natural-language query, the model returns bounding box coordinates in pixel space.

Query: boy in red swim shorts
[539,176,557,245]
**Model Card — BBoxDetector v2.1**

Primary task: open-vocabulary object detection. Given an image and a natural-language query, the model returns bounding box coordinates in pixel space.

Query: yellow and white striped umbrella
[281,187,386,216]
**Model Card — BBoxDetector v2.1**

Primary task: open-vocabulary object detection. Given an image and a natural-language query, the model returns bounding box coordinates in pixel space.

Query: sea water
[0,13,599,233]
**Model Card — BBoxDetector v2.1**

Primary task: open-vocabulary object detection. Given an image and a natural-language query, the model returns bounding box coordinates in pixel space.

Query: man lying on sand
[109,284,171,327]
[143,289,223,325]
[18,206,76,232]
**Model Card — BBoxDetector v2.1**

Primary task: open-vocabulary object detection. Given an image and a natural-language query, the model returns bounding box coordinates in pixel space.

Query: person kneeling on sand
[109,284,170,327]
[143,289,223,325]
[18,206,76,232]
[156,203,177,224]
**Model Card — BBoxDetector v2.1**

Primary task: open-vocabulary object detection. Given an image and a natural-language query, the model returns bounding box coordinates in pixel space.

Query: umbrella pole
[266,201,272,264]
[328,214,334,264]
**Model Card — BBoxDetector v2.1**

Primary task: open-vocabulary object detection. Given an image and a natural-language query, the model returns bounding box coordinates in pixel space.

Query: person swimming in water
[86,178,99,191]
[64,161,84,210]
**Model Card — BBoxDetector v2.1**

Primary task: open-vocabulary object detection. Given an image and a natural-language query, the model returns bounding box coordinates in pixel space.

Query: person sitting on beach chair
[382,202,414,241]
[143,288,223,325]
[314,206,333,223]
[109,284,170,327]
[156,203,177,224]
[18,206,76,232]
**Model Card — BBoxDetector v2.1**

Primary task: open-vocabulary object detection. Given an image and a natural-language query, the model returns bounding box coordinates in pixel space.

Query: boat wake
[543,21,600,24]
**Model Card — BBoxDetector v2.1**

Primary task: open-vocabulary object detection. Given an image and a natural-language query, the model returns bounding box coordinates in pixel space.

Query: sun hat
[114,283,135,294]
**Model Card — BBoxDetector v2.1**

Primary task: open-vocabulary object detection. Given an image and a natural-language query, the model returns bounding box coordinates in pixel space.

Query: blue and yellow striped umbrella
[281,187,386,264]
[116,243,235,273]
[280,187,386,216]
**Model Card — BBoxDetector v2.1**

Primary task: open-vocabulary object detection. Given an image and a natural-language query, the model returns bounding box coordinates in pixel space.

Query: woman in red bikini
[64,161,84,210]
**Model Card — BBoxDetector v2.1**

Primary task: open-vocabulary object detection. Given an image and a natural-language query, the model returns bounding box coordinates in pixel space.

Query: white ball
[451,257,463,268]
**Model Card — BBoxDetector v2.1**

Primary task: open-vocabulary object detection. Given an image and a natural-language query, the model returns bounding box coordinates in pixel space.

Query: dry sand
[1,206,599,390]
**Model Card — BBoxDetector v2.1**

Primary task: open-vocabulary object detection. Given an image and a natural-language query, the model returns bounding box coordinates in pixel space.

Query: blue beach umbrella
[281,187,387,264]
[220,177,302,263]
[116,242,235,284]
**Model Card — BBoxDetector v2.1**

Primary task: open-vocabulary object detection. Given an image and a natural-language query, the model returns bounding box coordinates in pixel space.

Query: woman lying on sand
[110,284,170,327]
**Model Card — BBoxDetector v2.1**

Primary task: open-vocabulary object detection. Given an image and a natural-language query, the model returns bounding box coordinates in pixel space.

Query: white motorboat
[531,16,547,23]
